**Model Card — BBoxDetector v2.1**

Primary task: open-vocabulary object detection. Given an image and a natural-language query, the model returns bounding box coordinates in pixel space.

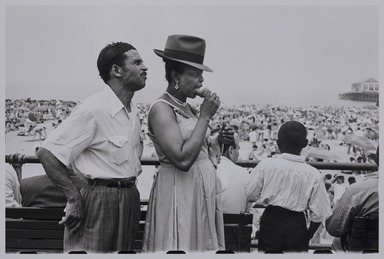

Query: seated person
[325,147,379,252]
[5,164,22,207]
[217,133,252,214]
[21,170,85,208]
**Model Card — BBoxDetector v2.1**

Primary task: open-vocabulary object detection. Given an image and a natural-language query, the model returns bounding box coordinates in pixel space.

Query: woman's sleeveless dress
[142,99,225,252]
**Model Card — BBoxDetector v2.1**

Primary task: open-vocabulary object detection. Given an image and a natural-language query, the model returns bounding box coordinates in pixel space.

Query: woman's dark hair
[164,59,188,83]
[97,42,136,84]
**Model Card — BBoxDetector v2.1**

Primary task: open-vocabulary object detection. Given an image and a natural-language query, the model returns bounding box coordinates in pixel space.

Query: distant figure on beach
[36,42,148,253]
[347,176,356,185]
[245,121,332,253]
[32,125,47,140]
[248,128,257,146]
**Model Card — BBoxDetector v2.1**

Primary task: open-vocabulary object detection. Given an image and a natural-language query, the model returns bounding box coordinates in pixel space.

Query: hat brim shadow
[153,49,213,72]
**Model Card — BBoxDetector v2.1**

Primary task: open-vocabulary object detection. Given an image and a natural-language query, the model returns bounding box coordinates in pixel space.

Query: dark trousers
[258,206,309,253]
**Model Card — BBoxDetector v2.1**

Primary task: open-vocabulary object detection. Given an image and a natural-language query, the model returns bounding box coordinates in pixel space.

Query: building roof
[360,78,378,83]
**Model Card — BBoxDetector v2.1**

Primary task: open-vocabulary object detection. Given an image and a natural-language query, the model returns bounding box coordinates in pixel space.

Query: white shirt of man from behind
[217,134,249,214]
[5,164,22,207]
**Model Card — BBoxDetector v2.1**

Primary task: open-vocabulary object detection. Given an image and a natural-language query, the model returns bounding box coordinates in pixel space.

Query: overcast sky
[3,1,380,107]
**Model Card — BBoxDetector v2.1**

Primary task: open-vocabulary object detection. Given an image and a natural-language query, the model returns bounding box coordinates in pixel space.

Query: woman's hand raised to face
[199,89,220,121]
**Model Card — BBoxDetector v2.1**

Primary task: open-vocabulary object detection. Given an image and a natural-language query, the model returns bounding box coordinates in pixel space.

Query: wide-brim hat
[154,34,213,72]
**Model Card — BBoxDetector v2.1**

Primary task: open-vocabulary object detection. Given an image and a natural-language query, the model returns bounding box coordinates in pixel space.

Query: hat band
[163,48,204,64]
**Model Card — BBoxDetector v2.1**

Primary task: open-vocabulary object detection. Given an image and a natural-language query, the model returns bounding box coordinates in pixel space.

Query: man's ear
[111,64,122,78]
[276,139,281,150]
[228,146,233,156]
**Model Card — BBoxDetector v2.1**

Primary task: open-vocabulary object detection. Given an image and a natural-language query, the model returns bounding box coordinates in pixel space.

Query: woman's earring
[175,81,179,90]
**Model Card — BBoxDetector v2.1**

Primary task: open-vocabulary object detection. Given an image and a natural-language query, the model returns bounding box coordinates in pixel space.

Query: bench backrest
[6,207,253,253]
[6,207,65,252]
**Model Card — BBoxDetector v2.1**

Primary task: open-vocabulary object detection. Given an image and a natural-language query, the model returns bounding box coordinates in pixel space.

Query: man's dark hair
[348,176,356,185]
[97,42,136,83]
[222,139,237,155]
[277,121,307,149]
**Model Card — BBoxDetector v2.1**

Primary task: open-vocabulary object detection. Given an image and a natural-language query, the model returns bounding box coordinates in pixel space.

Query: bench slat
[6,239,63,250]
[6,207,64,220]
[224,227,252,243]
[7,229,64,239]
[223,213,253,225]
[7,219,64,230]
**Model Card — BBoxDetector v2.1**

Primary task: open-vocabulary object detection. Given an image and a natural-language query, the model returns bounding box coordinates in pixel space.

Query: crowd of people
[5,35,379,254]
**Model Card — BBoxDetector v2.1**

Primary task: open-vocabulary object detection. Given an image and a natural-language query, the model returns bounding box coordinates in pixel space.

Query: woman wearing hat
[142,35,233,252]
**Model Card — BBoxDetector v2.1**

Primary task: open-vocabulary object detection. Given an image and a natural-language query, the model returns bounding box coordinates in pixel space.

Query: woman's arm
[149,93,220,171]
[149,103,210,171]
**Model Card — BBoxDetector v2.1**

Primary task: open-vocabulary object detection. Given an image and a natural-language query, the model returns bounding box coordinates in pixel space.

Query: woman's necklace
[165,91,188,107]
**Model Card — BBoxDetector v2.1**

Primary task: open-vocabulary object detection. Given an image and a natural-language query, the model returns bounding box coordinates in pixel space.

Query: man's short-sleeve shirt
[41,86,143,179]
[245,153,332,222]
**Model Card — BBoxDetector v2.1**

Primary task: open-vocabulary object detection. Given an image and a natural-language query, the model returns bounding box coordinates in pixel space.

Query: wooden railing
[5,153,378,183]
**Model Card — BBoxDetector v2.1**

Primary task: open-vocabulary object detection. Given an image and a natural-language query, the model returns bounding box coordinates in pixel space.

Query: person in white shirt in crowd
[354,127,365,137]
[248,128,257,147]
[329,175,347,207]
[217,133,252,214]
[5,164,22,207]
[245,121,332,253]
[218,133,261,240]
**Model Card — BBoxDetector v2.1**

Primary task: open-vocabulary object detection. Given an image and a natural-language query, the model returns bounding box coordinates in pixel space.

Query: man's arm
[36,147,84,233]
[245,165,264,203]
[307,221,321,241]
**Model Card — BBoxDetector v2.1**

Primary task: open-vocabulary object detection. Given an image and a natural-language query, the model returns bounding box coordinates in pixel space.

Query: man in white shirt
[248,128,257,146]
[245,121,332,252]
[36,42,148,253]
[217,133,250,214]
[5,164,22,207]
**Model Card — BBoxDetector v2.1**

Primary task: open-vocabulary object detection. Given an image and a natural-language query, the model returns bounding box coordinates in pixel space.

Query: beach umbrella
[33,105,49,111]
[28,112,36,122]
[345,135,376,152]
[303,147,342,161]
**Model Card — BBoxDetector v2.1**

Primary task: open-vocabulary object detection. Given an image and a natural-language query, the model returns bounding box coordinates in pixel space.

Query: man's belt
[87,177,137,188]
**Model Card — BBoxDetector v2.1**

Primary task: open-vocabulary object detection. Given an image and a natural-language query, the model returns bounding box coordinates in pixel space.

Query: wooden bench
[6,206,253,254]
[6,207,65,253]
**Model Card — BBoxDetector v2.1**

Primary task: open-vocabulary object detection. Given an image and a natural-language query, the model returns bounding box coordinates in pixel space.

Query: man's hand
[60,199,84,234]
